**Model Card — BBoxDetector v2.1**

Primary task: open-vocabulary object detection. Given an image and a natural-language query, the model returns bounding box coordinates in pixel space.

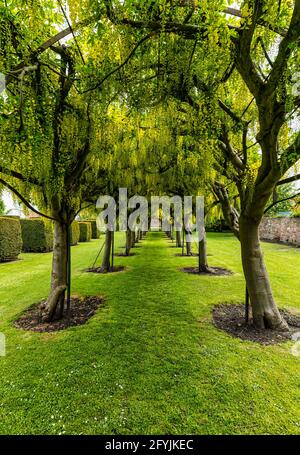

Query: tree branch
[0,166,41,186]
[265,0,300,95]
[81,32,156,94]
[5,3,288,89]
[234,3,264,98]
[5,18,92,86]
[277,173,300,186]
[264,191,300,214]
[280,133,300,172]
[0,178,56,221]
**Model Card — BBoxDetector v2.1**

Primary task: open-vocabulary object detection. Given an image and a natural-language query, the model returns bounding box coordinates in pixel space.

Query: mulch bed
[14,296,104,332]
[213,303,300,345]
[181,266,232,276]
[86,265,126,274]
[0,258,22,264]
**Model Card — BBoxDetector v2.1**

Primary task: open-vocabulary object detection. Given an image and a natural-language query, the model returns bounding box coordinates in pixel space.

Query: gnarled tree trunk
[125,229,132,256]
[135,230,139,243]
[131,230,136,247]
[198,232,209,272]
[176,230,182,247]
[239,215,288,330]
[186,240,192,255]
[214,182,288,330]
[185,229,192,256]
[41,220,68,322]
[100,230,113,272]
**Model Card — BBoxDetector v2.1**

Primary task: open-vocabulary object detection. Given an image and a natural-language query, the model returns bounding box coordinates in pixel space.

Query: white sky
[2,191,22,215]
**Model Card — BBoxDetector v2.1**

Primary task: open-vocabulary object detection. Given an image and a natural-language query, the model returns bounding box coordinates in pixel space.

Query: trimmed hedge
[20,219,53,252]
[0,217,23,262]
[70,221,80,246]
[79,221,92,242]
[85,220,99,239]
[206,219,230,232]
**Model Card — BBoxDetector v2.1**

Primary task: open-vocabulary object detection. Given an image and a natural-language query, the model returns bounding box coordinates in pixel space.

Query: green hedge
[20,219,53,253]
[85,220,99,239]
[79,221,92,242]
[0,217,23,262]
[206,219,230,232]
[70,221,80,246]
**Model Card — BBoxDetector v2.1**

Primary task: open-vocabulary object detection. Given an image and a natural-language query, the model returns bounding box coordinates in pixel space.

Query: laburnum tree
[1,0,300,332]
[98,0,300,330]
[205,1,300,329]
[0,0,139,320]
[133,101,216,268]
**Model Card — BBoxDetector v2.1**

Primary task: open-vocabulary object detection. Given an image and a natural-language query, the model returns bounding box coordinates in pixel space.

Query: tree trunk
[125,229,132,256]
[131,230,136,247]
[239,215,288,330]
[186,239,192,256]
[139,230,143,240]
[198,233,209,272]
[41,220,68,322]
[176,230,182,247]
[185,229,192,256]
[101,230,112,272]
[213,182,240,239]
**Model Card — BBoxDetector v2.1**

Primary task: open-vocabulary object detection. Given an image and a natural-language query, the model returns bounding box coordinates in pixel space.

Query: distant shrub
[20,219,53,252]
[70,221,80,246]
[79,222,92,242]
[85,220,99,239]
[206,219,230,232]
[0,217,22,262]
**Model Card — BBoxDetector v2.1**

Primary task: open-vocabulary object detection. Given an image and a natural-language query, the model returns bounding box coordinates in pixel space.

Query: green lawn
[0,232,299,435]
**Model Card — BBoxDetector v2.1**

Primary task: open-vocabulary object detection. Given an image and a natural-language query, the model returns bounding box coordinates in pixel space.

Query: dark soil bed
[114,252,136,257]
[14,296,104,332]
[0,258,22,264]
[181,266,232,276]
[213,303,300,345]
[86,265,126,274]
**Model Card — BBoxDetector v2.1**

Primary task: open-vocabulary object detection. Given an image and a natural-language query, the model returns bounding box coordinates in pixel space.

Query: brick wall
[259,217,300,247]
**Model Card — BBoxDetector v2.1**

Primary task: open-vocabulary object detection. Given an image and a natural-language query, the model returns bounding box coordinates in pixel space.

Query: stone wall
[259,217,300,247]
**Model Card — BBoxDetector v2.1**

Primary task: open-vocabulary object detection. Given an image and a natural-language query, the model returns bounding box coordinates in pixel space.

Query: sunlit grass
[0,232,299,435]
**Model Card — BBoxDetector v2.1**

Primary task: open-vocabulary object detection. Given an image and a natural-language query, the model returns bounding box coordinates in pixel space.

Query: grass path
[0,232,299,434]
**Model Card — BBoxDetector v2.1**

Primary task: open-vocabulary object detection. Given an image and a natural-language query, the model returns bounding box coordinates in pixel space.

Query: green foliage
[70,221,80,246]
[79,221,92,242]
[292,203,300,218]
[206,218,230,232]
[0,216,22,262]
[20,219,53,253]
[0,197,5,214]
